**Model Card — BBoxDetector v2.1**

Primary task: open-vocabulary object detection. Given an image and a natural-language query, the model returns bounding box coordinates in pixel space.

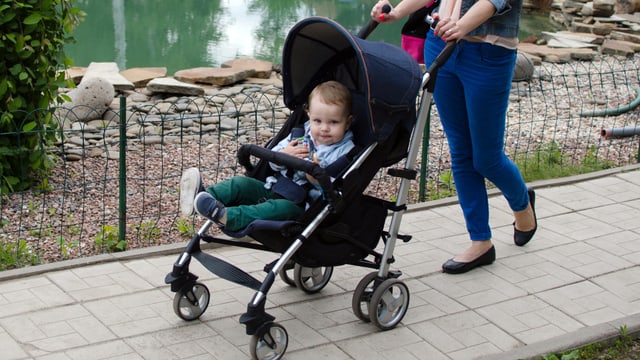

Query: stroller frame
[165,15,454,360]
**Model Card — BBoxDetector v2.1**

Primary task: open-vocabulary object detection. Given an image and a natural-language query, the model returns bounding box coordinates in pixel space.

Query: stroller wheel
[351,272,379,322]
[368,278,410,330]
[293,264,333,294]
[172,282,210,321]
[249,322,288,360]
[277,260,296,287]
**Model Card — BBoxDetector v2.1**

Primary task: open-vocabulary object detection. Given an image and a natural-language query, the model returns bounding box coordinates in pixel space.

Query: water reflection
[66,0,554,74]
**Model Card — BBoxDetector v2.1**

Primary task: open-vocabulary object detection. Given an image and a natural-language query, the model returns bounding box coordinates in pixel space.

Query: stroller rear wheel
[351,272,379,322]
[277,260,296,287]
[249,322,288,360]
[172,282,210,321]
[368,278,410,330]
[293,264,333,293]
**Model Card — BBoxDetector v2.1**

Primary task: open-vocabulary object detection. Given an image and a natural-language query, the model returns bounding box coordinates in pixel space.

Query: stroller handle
[237,144,337,202]
[357,4,391,39]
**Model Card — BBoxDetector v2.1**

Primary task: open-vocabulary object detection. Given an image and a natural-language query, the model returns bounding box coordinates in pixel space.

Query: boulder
[615,0,640,13]
[513,52,536,82]
[174,67,255,86]
[146,77,205,96]
[82,62,135,91]
[57,77,115,122]
[120,67,167,87]
[222,58,273,79]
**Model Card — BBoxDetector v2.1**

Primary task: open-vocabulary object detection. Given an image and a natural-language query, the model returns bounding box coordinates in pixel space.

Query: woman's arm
[434,0,496,40]
[371,0,433,23]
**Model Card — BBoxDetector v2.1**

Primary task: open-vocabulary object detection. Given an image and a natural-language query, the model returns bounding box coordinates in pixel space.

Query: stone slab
[146,77,205,96]
[120,67,167,87]
[82,62,135,91]
[174,67,255,86]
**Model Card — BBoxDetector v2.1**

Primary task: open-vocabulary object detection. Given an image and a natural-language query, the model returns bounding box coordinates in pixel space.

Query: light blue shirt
[269,120,355,185]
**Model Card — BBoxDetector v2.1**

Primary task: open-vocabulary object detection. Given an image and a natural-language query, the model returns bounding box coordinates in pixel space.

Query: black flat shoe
[514,189,537,246]
[442,245,496,274]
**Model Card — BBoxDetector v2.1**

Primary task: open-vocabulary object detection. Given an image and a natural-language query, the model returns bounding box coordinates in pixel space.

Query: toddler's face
[307,98,351,146]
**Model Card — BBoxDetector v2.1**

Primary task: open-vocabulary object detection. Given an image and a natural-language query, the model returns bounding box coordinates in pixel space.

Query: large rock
[82,62,135,91]
[615,0,640,12]
[601,38,639,55]
[580,0,616,16]
[146,77,205,96]
[174,67,255,86]
[57,77,115,123]
[120,67,167,87]
[513,52,536,82]
[222,58,273,79]
[517,42,597,62]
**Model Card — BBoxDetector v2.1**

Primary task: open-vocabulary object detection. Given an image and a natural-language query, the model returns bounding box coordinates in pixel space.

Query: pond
[65,0,561,74]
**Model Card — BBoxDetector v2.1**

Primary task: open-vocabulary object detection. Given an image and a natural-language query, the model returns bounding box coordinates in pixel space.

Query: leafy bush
[0,0,83,194]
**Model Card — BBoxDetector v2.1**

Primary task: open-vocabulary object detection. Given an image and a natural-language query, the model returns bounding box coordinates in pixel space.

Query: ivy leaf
[22,121,37,132]
[23,13,43,25]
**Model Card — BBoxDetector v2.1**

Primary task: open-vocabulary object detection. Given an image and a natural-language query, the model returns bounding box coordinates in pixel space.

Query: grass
[516,142,615,183]
[538,326,639,360]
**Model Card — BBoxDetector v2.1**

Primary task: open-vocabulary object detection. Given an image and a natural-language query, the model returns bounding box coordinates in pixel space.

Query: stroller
[165,15,448,360]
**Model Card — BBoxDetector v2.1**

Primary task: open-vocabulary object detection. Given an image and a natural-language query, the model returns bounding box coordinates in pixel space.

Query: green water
[65,0,559,74]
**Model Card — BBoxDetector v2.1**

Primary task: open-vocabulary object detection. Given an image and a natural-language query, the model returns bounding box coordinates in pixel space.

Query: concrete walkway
[1,166,639,360]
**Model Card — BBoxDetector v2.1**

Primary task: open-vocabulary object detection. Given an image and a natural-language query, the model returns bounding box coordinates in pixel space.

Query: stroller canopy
[282,17,422,145]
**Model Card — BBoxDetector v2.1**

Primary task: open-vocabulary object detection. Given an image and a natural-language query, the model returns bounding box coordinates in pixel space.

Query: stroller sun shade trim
[281,17,423,145]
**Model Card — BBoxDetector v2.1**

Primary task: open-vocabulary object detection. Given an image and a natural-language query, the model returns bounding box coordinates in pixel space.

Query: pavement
[1,165,639,360]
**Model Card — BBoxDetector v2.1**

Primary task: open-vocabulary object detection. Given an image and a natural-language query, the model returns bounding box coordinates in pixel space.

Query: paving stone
[1,169,640,359]
[536,280,629,326]
[287,344,353,359]
[65,339,134,360]
[0,329,29,360]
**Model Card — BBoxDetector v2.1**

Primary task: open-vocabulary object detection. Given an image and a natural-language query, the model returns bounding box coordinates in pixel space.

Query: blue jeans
[424,31,529,240]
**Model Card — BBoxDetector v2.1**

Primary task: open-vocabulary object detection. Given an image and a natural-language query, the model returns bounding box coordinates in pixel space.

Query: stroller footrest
[193,252,262,291]
[387,168,417,180]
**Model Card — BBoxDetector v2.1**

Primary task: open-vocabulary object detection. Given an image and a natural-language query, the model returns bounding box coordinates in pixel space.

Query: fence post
[118,96,127,241]
[419,101,433,202]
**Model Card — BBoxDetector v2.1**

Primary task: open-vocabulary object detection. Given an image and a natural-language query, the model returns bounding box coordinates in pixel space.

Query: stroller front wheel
[368,278,410,330]
[249,322,288,360]
[172,282,210,321]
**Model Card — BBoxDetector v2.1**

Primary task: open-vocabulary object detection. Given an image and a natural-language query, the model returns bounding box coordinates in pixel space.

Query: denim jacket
[458,0,522,38]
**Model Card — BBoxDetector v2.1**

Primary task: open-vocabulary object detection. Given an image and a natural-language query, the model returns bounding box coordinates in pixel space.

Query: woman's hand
[433,14,465,41]
[371,0,399,23]
[279,140,309,159]
[435,0,497,41]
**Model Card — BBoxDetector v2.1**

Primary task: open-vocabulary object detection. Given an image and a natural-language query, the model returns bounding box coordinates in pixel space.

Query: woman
[371,0,537,274]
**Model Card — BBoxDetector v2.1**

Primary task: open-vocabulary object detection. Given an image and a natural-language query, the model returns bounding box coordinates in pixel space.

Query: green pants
[206,176,304,232]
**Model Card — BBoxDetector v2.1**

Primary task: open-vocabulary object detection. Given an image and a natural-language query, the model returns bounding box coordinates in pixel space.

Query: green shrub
[0,0,83,194]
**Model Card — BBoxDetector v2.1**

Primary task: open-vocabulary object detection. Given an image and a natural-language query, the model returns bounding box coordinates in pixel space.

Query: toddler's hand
[280,140,309,159]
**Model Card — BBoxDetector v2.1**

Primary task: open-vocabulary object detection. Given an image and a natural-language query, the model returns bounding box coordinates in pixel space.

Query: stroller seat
[166,15,427,360]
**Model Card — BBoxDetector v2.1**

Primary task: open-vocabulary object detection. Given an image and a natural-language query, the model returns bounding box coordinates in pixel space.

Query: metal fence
[1,54,639,268]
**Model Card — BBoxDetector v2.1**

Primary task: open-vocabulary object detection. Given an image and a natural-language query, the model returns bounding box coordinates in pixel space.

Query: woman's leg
[455,41,530,214]
[426,34,493,242]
